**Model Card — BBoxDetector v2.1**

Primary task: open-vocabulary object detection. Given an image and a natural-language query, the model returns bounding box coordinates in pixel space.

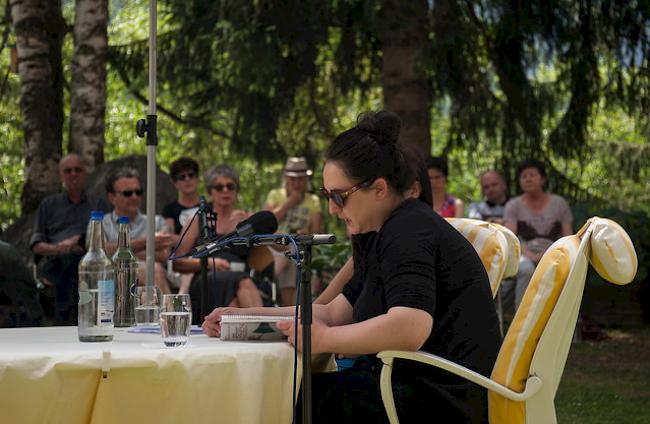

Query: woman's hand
[202,307,238,337]
[284,189,304,209]
[277,314,331,353]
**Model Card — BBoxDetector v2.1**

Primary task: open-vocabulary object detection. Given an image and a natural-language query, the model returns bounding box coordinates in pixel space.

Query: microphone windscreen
[239,210,278,235]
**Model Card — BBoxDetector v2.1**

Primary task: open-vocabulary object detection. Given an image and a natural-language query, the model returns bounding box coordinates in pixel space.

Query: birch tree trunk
[379,0,431,156]
[10,0,65,213]
[69,0,108,173]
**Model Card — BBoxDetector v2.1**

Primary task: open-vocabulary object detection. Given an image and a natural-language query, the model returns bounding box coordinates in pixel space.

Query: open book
[220,315,293,341]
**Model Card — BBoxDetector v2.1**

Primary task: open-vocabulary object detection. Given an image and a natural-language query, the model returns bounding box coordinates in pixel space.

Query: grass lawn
[556,326,650,423]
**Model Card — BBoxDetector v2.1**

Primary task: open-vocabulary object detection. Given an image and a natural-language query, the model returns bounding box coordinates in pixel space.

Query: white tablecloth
[0,327,299,424]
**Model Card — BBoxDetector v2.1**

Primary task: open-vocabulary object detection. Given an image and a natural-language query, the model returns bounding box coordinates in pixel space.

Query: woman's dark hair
[325,111,416,194]
[169,157,199,180]
[425,156,448,177]
[517,158,547,179]
[403,146,433,207]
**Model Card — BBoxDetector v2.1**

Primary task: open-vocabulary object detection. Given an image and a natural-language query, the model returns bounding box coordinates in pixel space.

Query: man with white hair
[30,153,110,324]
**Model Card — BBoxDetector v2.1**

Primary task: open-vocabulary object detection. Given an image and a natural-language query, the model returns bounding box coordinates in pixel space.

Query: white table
[0,327,299,424]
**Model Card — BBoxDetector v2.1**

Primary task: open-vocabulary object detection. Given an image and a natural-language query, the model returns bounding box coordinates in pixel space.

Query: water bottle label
[98,279,114,325]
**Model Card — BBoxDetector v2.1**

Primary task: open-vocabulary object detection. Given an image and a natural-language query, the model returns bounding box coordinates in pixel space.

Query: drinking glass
[160,294,192,347]
[134,286,161,326]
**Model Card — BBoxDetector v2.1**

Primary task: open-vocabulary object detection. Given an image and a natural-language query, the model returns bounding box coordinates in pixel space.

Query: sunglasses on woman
[320,179,372,208]
[210,183,238,192]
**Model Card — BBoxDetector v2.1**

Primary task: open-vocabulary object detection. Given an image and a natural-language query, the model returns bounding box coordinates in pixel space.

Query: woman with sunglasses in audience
[264,157,323,306]
[173,164,263,324]
[203,112,500,423]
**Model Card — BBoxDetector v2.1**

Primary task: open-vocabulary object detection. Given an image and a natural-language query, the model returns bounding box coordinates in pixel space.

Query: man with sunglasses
[101,167,172,294]
[30,153,110,324]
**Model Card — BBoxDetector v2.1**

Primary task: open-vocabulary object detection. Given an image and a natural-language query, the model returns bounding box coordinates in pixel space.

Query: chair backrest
[447,218,520,297]
[488,217,638,424]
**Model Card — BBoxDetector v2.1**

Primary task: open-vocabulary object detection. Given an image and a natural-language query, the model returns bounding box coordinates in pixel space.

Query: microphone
[190,210,278,257]
[192,232,337,258]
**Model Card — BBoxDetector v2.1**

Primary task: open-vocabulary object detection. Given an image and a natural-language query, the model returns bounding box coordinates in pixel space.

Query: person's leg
[277,258,297,306]
[135,262,171,294]
[178,273,193,294]
[153,262,172,294]
[297,358,388,424]
[514,256,536,311]
[46,253,82,325]
[234,277,263,308]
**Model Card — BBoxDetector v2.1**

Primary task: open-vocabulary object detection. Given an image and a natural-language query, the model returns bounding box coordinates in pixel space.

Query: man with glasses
[30,153,110,324]
[101,167,172,293]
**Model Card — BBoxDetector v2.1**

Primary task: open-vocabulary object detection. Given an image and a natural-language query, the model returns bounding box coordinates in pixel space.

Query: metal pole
[144,0,157,287]
[299,245,313,424]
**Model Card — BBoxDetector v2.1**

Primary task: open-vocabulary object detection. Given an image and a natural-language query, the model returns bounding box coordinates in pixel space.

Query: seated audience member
[264,156,323,306]
[204,111,501,423]
[101,167,172,294]
[173,164,263,323]
[162,157,201,293]
[503,158,573,312]
[468,170,509,224]
[426,156,464,217]
[30,153,110,324]
[162,157,201,238]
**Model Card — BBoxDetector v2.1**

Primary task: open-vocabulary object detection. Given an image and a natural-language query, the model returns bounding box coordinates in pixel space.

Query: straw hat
[284,157,313,177]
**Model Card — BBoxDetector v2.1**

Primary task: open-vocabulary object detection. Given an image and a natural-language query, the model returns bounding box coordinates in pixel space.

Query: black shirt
[162,200,200,234]
[342,198,501,422]
[30,192,111,249]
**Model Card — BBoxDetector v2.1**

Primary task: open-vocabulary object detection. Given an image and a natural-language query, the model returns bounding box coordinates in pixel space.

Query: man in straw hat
[264,156,323,305]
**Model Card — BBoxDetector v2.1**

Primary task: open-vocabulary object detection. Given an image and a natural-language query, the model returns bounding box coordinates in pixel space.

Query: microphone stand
[197,197,216,322]
[189,232,335,424]
[296,242,313,424]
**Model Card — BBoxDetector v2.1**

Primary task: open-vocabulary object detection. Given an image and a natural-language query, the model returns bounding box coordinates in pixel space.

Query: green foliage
[556,328,650,424]
[311,240,353,275]
[0,2,22,231]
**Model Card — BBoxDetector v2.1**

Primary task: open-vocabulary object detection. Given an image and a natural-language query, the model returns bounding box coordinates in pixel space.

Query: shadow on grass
[556,326,650,424]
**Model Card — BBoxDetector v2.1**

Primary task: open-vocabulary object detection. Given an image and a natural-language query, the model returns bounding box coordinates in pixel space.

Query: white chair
[446,218,520,297]
[378,217,638,424]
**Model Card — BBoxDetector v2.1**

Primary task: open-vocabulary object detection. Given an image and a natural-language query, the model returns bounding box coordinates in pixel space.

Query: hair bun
[357,110,401,145]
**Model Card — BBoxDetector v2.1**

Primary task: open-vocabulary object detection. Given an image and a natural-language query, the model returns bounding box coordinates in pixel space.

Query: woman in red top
[426,156,464,217]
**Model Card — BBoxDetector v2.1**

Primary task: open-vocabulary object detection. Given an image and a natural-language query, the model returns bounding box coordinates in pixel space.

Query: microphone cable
[167,208,200,261]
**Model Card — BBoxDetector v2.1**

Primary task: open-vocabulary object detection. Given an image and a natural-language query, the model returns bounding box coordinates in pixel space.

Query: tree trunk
[10,0,65,213]
[378,0,431,156]
[69,0,108,173]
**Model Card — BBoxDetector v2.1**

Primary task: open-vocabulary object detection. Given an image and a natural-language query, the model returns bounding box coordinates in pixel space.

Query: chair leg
[380,358,400,424]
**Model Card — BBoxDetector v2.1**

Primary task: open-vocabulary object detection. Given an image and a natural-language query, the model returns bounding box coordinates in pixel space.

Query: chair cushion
[588,217,637,285]
[446,218,508,296]
[489,235,580,424]
[491,223,521,278]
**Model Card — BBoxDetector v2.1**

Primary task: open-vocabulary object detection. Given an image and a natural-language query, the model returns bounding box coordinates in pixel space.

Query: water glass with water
[134,286,161,326]
[160,294,191,347]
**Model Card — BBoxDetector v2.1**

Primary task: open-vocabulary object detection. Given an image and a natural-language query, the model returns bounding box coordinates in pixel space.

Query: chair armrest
[377,350,542,401]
